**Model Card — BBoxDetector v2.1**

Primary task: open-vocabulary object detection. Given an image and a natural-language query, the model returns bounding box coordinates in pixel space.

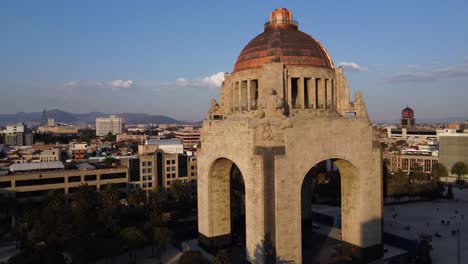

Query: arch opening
[206,158,246,261]
[301,158,358,263]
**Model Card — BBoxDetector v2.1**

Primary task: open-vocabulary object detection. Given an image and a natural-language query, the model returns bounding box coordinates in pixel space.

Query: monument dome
[233,8,334,72]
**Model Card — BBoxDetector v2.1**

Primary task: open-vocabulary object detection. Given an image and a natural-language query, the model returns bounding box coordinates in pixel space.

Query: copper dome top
[233,8,334,72]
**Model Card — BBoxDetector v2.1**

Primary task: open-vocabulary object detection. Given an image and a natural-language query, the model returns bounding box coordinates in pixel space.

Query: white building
[96,115,122,136]
[138,139,184,155]
[6,123,26,134]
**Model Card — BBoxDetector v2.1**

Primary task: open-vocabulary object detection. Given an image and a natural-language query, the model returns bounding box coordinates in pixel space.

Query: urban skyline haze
[1,0,467,122]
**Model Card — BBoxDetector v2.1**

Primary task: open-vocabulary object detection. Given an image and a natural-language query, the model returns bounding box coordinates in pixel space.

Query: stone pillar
[238,81,242,111]
[323,78,330,109]
[309,78,316,109]
[299,76,305,109]
[247,79,251,111]
[287,77,292,108]
[326,79,332,109]
[316,78,324,109]
[331,79,335,109]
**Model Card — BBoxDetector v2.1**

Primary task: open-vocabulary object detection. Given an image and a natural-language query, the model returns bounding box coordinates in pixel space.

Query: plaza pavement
[384,187,468,264]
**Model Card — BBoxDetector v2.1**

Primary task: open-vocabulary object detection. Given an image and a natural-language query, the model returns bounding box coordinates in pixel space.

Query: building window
[148,168,152,174]
[143,183,147,188]
[142,162,147,166]
[143,176,147,181]
[166,160,170,165]
[148,183,152,188]
[171,167,176,171]
[172,160,176,164]
[85,175,97,181]
[147,161,152,166]
[167,181,171,185]
[166,167,171,172]
[143,168,147,174]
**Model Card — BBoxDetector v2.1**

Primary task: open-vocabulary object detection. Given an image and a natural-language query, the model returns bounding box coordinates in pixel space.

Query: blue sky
[1,0,467,122]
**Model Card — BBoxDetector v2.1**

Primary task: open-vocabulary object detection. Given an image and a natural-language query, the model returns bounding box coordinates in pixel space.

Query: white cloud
[338,62,366,72]
[174,72,225,89]
[63,81,80,89]
[383,61,468,84]
[62,79,134,90]
[110,80,133,89]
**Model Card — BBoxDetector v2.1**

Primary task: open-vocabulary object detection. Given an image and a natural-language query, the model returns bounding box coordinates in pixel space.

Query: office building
[96,115,123,136]
[439,133,468,174]
[139,138,183,155]
[5,123,33,146]
[175,127,201,150]
[1,162,128,198]
[386,152,438,174]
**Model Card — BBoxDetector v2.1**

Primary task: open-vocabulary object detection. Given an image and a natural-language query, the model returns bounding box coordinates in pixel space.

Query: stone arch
[200,157,247,249]
[297,156,363,262]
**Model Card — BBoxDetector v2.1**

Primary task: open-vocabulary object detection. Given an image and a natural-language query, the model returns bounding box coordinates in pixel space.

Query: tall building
[5,123,33,146]
[123,150,197,192]
[96,115,123,136]
[175,127,201,150]
[47,118,55,127]
[125,138,196,191]
[197,8,382,263]
[41,109,48,126]
[401,106,416,128]
[439,133,468,174]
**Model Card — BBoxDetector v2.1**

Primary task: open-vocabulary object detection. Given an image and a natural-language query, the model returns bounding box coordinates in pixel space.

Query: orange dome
[233,8,334,72]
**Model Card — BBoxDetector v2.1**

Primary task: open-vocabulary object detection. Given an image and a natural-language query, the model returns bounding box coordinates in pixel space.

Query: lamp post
[458,229,460,264]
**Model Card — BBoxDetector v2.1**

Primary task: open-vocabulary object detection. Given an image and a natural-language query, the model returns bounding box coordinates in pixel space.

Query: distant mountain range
[0,109,199,127]
[0,109,465,127]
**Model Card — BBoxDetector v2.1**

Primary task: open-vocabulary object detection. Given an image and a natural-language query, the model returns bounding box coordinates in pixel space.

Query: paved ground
[384,187,468,264]
[0,244,18,263]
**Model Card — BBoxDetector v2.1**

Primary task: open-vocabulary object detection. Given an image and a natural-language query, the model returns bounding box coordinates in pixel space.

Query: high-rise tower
[41,109,48,126]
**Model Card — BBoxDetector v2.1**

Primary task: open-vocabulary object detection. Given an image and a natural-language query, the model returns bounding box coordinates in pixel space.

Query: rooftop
[145,138,182,145]
[9,161,64,173]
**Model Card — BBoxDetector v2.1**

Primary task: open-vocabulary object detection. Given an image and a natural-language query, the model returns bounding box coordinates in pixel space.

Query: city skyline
[1,0,468,122]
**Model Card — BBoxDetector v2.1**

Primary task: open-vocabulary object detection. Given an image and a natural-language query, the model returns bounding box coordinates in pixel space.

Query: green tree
[170,180,191,203]
[103,156,117,166]
[149,187,168,213]
[80,129,97,144]
[414,239,432,264]
[177,250,206,264]
[104,131,116,142]
[101,184,120,210]
[412,164,427,181]
[452,161,468,182]
[154,227,172,262]
[128,187,146,208]
[120,227,147,264]
[446,184,454,200]
[47,189,65,212]
[431,163,448,183]
[71,184,100,237]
